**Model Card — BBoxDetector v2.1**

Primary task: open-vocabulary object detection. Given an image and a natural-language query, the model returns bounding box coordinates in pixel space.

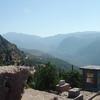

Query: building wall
[82,69,98,91]
[97,70,100,90]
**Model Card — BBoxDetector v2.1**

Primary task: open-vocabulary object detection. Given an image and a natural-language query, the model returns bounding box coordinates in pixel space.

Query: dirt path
[21,89,59,100]
[22,89,100,100]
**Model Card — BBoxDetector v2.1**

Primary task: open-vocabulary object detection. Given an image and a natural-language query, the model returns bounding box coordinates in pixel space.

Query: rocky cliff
[0,66,29,100]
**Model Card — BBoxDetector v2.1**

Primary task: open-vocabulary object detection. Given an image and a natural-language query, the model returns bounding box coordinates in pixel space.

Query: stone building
[80,65,100,91]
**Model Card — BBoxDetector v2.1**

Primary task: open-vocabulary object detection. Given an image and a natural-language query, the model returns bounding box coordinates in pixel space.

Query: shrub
[28,62,59,91]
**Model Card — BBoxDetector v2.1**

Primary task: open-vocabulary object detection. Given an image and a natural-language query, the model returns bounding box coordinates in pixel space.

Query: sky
[0,0,100,37]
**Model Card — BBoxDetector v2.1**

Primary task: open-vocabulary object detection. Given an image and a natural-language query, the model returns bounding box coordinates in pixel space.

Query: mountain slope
[75,38,100,65]
[22,49,74,69]
[3,32,50,52]
[0,35,24,65]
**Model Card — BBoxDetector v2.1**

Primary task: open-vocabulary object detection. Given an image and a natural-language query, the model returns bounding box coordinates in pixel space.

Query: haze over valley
[2,31,100,66]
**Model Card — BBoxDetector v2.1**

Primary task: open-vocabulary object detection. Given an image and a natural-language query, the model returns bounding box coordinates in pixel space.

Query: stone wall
[0,66,29,100]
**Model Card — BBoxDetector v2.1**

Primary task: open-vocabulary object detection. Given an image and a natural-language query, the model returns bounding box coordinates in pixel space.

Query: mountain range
[3,31,100,66]
[0,34,72,69]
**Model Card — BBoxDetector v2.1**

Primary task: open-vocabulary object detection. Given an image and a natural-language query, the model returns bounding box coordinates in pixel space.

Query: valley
[3,31,100,66]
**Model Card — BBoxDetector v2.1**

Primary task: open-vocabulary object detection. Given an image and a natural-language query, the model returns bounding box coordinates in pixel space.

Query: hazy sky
[0,0,100,36]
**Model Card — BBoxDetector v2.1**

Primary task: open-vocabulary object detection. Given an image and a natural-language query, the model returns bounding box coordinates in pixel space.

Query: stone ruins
[0,66,30,100]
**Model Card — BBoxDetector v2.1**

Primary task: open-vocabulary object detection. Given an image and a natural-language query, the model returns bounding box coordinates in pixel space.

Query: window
[86,71,95,84]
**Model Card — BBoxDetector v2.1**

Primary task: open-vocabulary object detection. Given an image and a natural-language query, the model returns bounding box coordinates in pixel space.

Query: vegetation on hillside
[27,62,59,90]
[0,35,24,65]
[27,62,82,91]
[20,49,75,69]
[59,66,82,88]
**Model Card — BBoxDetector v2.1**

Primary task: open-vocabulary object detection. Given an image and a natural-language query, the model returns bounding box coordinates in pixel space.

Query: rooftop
[80,65,100,70]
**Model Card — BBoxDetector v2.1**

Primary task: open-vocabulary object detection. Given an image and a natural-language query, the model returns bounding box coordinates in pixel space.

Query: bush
[27,64,82,91]
[59,66,82,88]
[28,62,59,91]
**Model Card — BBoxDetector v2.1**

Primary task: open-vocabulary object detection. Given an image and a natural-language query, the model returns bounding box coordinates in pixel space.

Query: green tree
[65,70,82,88]
[60,66,82,88]
[30,62,59,90]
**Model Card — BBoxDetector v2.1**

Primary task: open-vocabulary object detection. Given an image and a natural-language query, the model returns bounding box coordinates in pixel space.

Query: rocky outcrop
[0,35,24,65]
[0,66,29,100]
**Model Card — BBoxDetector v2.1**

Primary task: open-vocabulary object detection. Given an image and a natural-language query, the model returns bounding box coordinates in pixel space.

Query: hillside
[0,35,24,65]
[21,49,73,69]
[54,32,100,66]
[75,38,100,65]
